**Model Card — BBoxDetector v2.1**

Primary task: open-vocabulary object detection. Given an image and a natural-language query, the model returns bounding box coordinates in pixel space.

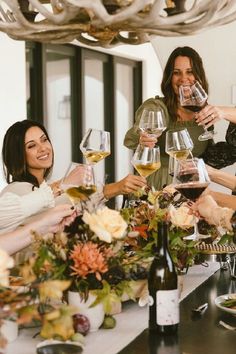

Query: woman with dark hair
[0,119,83,233]
[124,46,212,190]
[0,120,146,232]
[2,119,54,188]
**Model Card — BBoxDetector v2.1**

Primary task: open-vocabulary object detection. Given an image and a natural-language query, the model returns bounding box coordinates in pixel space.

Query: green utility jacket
[124,96,210,190]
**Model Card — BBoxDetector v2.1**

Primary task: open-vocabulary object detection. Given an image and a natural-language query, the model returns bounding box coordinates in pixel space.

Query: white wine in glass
[165,129,193,160]
[80,128,111,165]
[132,145,161,178]
[61,162,96,204]
[139,108,167,138]
[179,81,215,141]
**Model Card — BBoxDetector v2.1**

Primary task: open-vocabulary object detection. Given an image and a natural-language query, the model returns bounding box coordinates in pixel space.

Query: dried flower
[39,280,71,302]
[70,242,109,280]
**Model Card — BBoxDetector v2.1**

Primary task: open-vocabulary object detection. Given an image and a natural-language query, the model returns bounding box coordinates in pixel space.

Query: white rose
[82,207,127,243]
[169,204,196,229]
[0,248,14,287]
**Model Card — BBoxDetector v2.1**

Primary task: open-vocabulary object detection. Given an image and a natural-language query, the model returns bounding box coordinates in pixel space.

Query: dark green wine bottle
[148,221,179,334]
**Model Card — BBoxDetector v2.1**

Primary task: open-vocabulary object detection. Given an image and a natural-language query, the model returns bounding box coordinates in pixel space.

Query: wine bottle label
[156,289,179,325]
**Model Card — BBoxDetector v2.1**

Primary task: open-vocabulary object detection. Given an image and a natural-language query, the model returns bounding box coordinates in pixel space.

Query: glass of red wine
[172,158,211,240]
[179,81,215,141]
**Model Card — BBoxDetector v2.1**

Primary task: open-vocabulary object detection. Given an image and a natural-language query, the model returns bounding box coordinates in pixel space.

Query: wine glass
[80,128,111,165]
[168,156,176,178]
[138,108,167,138]
[165,128,194,160]
[131,144,161,179]
[172,158,211,240]
[179,81,215,141]
[60,162,96,204]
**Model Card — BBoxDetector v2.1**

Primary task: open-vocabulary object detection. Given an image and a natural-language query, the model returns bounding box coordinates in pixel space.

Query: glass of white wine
[131,144,161,179]
[80,128,111,165]
[165,128,194,160]
[138,108,167,138]
[60,162,97,204]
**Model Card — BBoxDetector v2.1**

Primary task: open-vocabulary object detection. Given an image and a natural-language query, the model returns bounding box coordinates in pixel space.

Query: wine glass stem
[194,221,200,240]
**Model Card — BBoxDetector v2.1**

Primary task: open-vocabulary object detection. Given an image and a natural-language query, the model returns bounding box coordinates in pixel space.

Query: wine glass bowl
[179,81,207,111]
[165,129,193,160]
[61,162,96,204]
[173,158,210,240]
[131,145,161,178]
[139,108,167,138]
[80,128,111,165]
[179,81,214,141]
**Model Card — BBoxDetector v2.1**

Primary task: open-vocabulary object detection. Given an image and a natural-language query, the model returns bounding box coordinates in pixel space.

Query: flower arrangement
[121,185,204,272]
[21,206,142,321]
[4,186,232,343]
[0,248,79,351]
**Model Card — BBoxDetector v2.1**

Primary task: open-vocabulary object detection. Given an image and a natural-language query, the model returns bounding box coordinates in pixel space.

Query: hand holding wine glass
[80,128,110,164]
[165,128,193,160]
[61,162,96,204]
[179,81,215,141]
[173,158,211,240]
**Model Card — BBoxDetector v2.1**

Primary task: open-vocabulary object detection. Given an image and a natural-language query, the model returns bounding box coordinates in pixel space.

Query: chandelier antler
[0,0,236,47]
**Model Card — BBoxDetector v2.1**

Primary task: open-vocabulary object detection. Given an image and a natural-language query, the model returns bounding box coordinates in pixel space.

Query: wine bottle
[148,221,179,334]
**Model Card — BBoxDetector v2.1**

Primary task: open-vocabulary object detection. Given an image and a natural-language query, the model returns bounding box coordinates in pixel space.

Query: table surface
[118,267,236,354]
[6,263,236,354]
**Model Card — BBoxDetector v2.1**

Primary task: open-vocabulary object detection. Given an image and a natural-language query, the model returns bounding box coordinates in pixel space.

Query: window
[26,43,142,206]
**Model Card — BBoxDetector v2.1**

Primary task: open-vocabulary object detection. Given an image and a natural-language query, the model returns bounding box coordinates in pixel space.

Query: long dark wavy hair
[161,46,209,121]
[2,120,54,188]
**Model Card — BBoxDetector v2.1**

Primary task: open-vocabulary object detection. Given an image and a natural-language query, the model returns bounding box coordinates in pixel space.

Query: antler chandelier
[0,0,236,47]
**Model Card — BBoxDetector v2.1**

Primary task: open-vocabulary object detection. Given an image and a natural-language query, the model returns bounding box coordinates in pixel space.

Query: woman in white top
[0,182,54,234]
[1,120,146,233]
[0,120,82,233]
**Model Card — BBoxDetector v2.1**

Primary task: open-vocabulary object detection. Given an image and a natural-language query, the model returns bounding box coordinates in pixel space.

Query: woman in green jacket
[124,46,213,190]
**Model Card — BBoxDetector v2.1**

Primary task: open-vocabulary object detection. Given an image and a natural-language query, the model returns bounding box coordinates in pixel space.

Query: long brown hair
[161,46,209,121]
[2,120,54,187]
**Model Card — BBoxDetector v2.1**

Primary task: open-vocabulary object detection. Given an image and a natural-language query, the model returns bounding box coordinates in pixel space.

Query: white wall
[0,33,26,189]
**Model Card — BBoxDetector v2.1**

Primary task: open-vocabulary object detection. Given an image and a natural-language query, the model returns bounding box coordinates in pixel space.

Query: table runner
[6,263,220,354]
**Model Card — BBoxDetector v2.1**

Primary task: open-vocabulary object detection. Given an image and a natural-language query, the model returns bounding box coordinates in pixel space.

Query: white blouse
[0,181,55,234]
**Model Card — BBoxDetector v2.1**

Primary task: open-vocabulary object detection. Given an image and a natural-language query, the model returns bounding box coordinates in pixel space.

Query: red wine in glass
[182,105,202,113]
[179,81,215,141]
[175,182,209,202]
[173,158,211,240]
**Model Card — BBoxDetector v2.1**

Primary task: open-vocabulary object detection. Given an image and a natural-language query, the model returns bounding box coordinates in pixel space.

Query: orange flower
[133,225,149,239]
[70,242,108,280]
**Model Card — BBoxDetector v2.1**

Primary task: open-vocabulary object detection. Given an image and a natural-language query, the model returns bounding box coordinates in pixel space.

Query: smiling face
[24,126,53,183]
[171,56,196,95]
